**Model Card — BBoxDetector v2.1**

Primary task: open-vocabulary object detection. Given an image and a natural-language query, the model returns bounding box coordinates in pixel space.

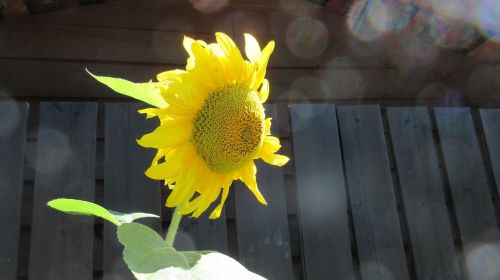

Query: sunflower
[133,32,288,219]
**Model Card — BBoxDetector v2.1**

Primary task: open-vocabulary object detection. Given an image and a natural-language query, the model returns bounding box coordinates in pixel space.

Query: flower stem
[165,206,182,247]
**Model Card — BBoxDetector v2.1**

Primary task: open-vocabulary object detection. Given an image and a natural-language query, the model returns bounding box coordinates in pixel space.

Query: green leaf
[108,210,160,224]
[117,223,188,273]
[48,198,121,226]
[117,223,167,252]
[181,251,203,268]
[126,247,188,273]
[86,69,167,108]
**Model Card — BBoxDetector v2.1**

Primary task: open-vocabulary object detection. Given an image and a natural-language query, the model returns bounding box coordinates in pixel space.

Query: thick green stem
[165,206,182,247]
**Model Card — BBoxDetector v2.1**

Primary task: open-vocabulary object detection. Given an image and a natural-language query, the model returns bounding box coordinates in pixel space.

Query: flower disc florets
[130,32,290,219]
[192,84,265,173]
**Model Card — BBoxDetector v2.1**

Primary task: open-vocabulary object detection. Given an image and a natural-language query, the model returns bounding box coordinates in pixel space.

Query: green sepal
[86,69,167,108]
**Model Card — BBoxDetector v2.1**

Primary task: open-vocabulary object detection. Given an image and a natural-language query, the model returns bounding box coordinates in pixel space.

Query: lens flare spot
[360,262,395,280]
[288,75,325,102]
[431,0,474,23]
[188,0,230,14]
[286,16,328,59]
[430,16,477,49]
[466,243,500,280]
[0,100,21,140]
[475,0,500,40]
[416,83,463,106]
[322,58,365,99]
[35,128,70,175]
[347,0,385,42]
[189,0,229,14]
[367,0,416,34]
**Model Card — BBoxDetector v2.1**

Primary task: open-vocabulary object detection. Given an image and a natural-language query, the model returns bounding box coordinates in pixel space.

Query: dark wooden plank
[29,102,97,280]
[23,0,233,33]
[234,105,294,280]
[290,104,353,279]
[1,59,492,102]
[434,108,500,257]
[387,107,460,279]
[480,109,500,195]
[103,103,162,280]
[0,102,28,280]
[0,23,213,65]
[176,211,228,253]
[337,105,409,280]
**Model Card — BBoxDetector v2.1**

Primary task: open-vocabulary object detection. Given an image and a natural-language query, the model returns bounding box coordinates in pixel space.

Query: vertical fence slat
[338,105,409,280]
[290,104,354,279]
[234,105,294,280]
[103,103,162,280]
[435,107,500,278]
[480,109,500,198]
[388,107,460,279]
[0,102,29,280]
[29,102,97,280]
[177,213,228,253]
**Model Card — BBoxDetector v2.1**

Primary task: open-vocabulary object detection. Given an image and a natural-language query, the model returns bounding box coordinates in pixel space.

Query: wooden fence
[1,101,500,280]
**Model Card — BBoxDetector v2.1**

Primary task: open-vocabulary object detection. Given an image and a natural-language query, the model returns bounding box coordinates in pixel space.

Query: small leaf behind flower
[109,210,160,224]
[47,198,160,227]
[48,198,121,226]
[181,251,203,267]
[181,251,214,268]
[117,223,189,273]
[86,69,167,108]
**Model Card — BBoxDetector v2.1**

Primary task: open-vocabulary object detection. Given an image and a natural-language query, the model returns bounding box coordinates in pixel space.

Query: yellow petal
[215,32,244,75]
[192,176,223,217]
[166,156,200,207]
[259,79,269,103]
[263,136,281,153]
[137,123,191,148]
[240,162,267,205]
[251,40,274,91]
[209,185,230,219]
[157,69,185,82]
[145,147,190,180]
[244,33,261,65]
[145,161,180,181]
[183,36,195,57]
[261,153,289,167]
[264,118,272,136]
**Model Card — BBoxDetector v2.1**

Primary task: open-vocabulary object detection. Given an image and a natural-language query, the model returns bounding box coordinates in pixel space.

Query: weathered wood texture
[434,107,500,278]
[480,109,500,195]
[234,105,294,280]
[3,59,498,103]
[2,0,500,102]
[28,102,97,280]
[103,103,162,280]
[0,102,28,280]
[6,102,500,279]
[387,107,460,279]
[290,104,353,279]
[337,105,409,280]
[469,40,500,62]
[176,212,228,253]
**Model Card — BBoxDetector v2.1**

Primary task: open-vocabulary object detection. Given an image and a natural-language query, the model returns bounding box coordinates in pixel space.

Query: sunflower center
[192,84,265,173]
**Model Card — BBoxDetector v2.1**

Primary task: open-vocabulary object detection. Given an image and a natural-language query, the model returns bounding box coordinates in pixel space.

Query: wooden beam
[468,39,500,62]
[0,18,470,69]
[12,0,233,33]
[0,0,28,18]
[1,58,497,101]
[324,0,352,14]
